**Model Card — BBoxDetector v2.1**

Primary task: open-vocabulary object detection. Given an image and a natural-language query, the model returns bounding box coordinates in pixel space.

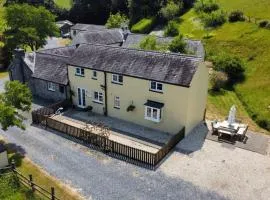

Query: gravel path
[1,122,270,200]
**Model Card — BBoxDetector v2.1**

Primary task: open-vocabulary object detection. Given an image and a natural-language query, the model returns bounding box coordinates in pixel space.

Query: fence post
[29,174,35,192]
[51,187,55,200]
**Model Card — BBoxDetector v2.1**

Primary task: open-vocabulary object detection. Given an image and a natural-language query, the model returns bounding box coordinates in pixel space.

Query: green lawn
[54,0,73,9]
[217,0,270,19]
[177,6,270,133]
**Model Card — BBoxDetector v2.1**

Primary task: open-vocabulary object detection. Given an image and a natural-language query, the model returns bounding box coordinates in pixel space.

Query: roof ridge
[79,43,203,59]
[36,51,71,58]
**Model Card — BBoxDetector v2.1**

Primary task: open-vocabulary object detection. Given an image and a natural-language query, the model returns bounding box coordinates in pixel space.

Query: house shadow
[174,122,208,155]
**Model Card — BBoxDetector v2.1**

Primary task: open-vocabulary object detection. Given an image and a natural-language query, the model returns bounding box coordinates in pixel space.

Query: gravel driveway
[1,122,270,200]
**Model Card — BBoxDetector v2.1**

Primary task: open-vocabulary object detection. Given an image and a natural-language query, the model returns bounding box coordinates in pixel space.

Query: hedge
[131,17,156,34]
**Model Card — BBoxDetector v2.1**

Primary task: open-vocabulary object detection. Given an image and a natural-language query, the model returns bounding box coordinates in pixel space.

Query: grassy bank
[54,0,73,9]
[177,7,270,133]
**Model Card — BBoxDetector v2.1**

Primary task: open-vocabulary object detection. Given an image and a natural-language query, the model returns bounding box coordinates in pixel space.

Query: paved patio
[63,109,174,146]
[206,121,269,155]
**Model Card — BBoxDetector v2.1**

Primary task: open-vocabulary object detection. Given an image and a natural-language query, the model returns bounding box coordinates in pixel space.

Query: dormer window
[75,67,84,76]
[150,81,163,93]
[112,74,123,84]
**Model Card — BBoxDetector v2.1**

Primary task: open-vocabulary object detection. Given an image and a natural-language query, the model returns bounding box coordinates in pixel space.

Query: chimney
[13,48,25,59]
[121,26,130,41]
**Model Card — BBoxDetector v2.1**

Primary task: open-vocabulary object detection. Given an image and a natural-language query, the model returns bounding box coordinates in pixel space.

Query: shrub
[201,10,227,27]
[168,34,187,53]
[210,71,228,91]
[164,21,179,37]
[161,0,183,21]
[131,17,156,33]
[258,20,270,28]
[213,54,245,81]
[194,0,219,13]
[256,118,270,131]
[105,12,128,29]
[228,10,245,22]
[139,35,158,50]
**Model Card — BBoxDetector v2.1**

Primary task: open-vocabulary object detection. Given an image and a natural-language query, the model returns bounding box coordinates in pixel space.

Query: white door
[77,88,86,108]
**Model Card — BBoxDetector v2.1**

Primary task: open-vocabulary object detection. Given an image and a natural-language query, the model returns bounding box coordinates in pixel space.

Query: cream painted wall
[0,151,8,168]
[185,62,209,134]
[68,66,105,115]
[68,63,208,135]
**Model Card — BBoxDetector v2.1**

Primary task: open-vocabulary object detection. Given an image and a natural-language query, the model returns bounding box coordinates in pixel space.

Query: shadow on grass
[0,141,26,167]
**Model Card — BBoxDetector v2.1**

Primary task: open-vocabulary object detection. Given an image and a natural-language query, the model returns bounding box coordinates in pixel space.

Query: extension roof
[68,44,202,87]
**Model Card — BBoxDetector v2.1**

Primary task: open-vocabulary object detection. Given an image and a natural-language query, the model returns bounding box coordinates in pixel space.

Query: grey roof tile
[68,44,202,87]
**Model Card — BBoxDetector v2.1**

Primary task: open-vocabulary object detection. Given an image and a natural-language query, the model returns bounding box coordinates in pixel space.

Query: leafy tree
[111,0,129,14]
[161,0,183,21]
[69,0,112,24]
[210,71,228,91]
[213,54,245,81]
[201,10,227,27]
[194,0,219,13]
[168,34,187,53]
[4,4,58,51]
[106,12,129,28]
[139,35,158,50]
[164,20,179,36]
[0,81,32,130]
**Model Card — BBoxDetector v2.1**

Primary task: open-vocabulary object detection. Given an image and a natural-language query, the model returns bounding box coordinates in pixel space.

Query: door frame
[77,87,87,108]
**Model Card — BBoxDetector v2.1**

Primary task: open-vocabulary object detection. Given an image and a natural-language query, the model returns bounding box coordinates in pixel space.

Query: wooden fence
[0,163,60,200]
[32,102,185,169]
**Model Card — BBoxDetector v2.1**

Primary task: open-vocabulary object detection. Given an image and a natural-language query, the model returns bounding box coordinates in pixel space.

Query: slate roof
[68,44,202,87]
[32,53,69,85]
[72,29,124,45]
[71,23,107,32]
[122,33,205,58]
[39,46,77,57]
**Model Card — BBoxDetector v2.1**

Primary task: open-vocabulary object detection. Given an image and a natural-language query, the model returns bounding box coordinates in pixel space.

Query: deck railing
[32,102,185,169]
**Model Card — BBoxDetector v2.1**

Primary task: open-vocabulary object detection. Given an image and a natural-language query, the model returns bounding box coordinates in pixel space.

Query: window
[73,30,76,36]
[75,67,84,76]
[47,82,56,91]
[92,70,97,79]
[93,91,103,104]
[114,96,120,109]
[145,106,161,122]
[59,86,64,93]
[150,81,163,92]
[112,74,123,84]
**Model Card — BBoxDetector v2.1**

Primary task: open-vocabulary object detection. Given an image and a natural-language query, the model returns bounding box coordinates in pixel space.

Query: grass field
[217,0,270,19]
[54,0,73,9]
[177,4,270,133]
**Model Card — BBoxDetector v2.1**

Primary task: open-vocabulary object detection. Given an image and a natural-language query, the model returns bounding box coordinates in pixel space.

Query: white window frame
[112,74,123,84]
[75,67,85,76]
[114,96,120,109]
[92,70,97,79]
[150,81,163,92]
[93,91,103,104]
[144,106,161,122]
[47,82,56,91]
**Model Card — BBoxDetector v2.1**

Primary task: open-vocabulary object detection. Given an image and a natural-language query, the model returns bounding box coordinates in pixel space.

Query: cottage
[68,44,208,135]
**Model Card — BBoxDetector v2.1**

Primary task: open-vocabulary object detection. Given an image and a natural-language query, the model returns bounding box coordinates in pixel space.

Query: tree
[0,81,32,130]
[210,71,228,91]
[139,35,158,50]
[4,4,58,51]
[164,20,179,36]
[161,0,183,21]
[168,34,187,53]
[106,12,129,28]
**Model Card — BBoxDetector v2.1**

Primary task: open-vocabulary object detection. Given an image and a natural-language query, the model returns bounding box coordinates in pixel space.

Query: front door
[77,88,86,108]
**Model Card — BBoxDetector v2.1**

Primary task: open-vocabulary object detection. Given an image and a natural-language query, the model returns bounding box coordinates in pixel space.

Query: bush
[210,71,228,91]
[164,21,179,37]
[213,54,245,81]
[105,12,128,29]
[258,20,270,28]
[194,0,219,13]
[228,10,245,22]
[168,34,187,53]
[131,17,156,33]
[201,10,227,27]
[161,0,183,21]
[256,118,270,131]
[139,35,158,50]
